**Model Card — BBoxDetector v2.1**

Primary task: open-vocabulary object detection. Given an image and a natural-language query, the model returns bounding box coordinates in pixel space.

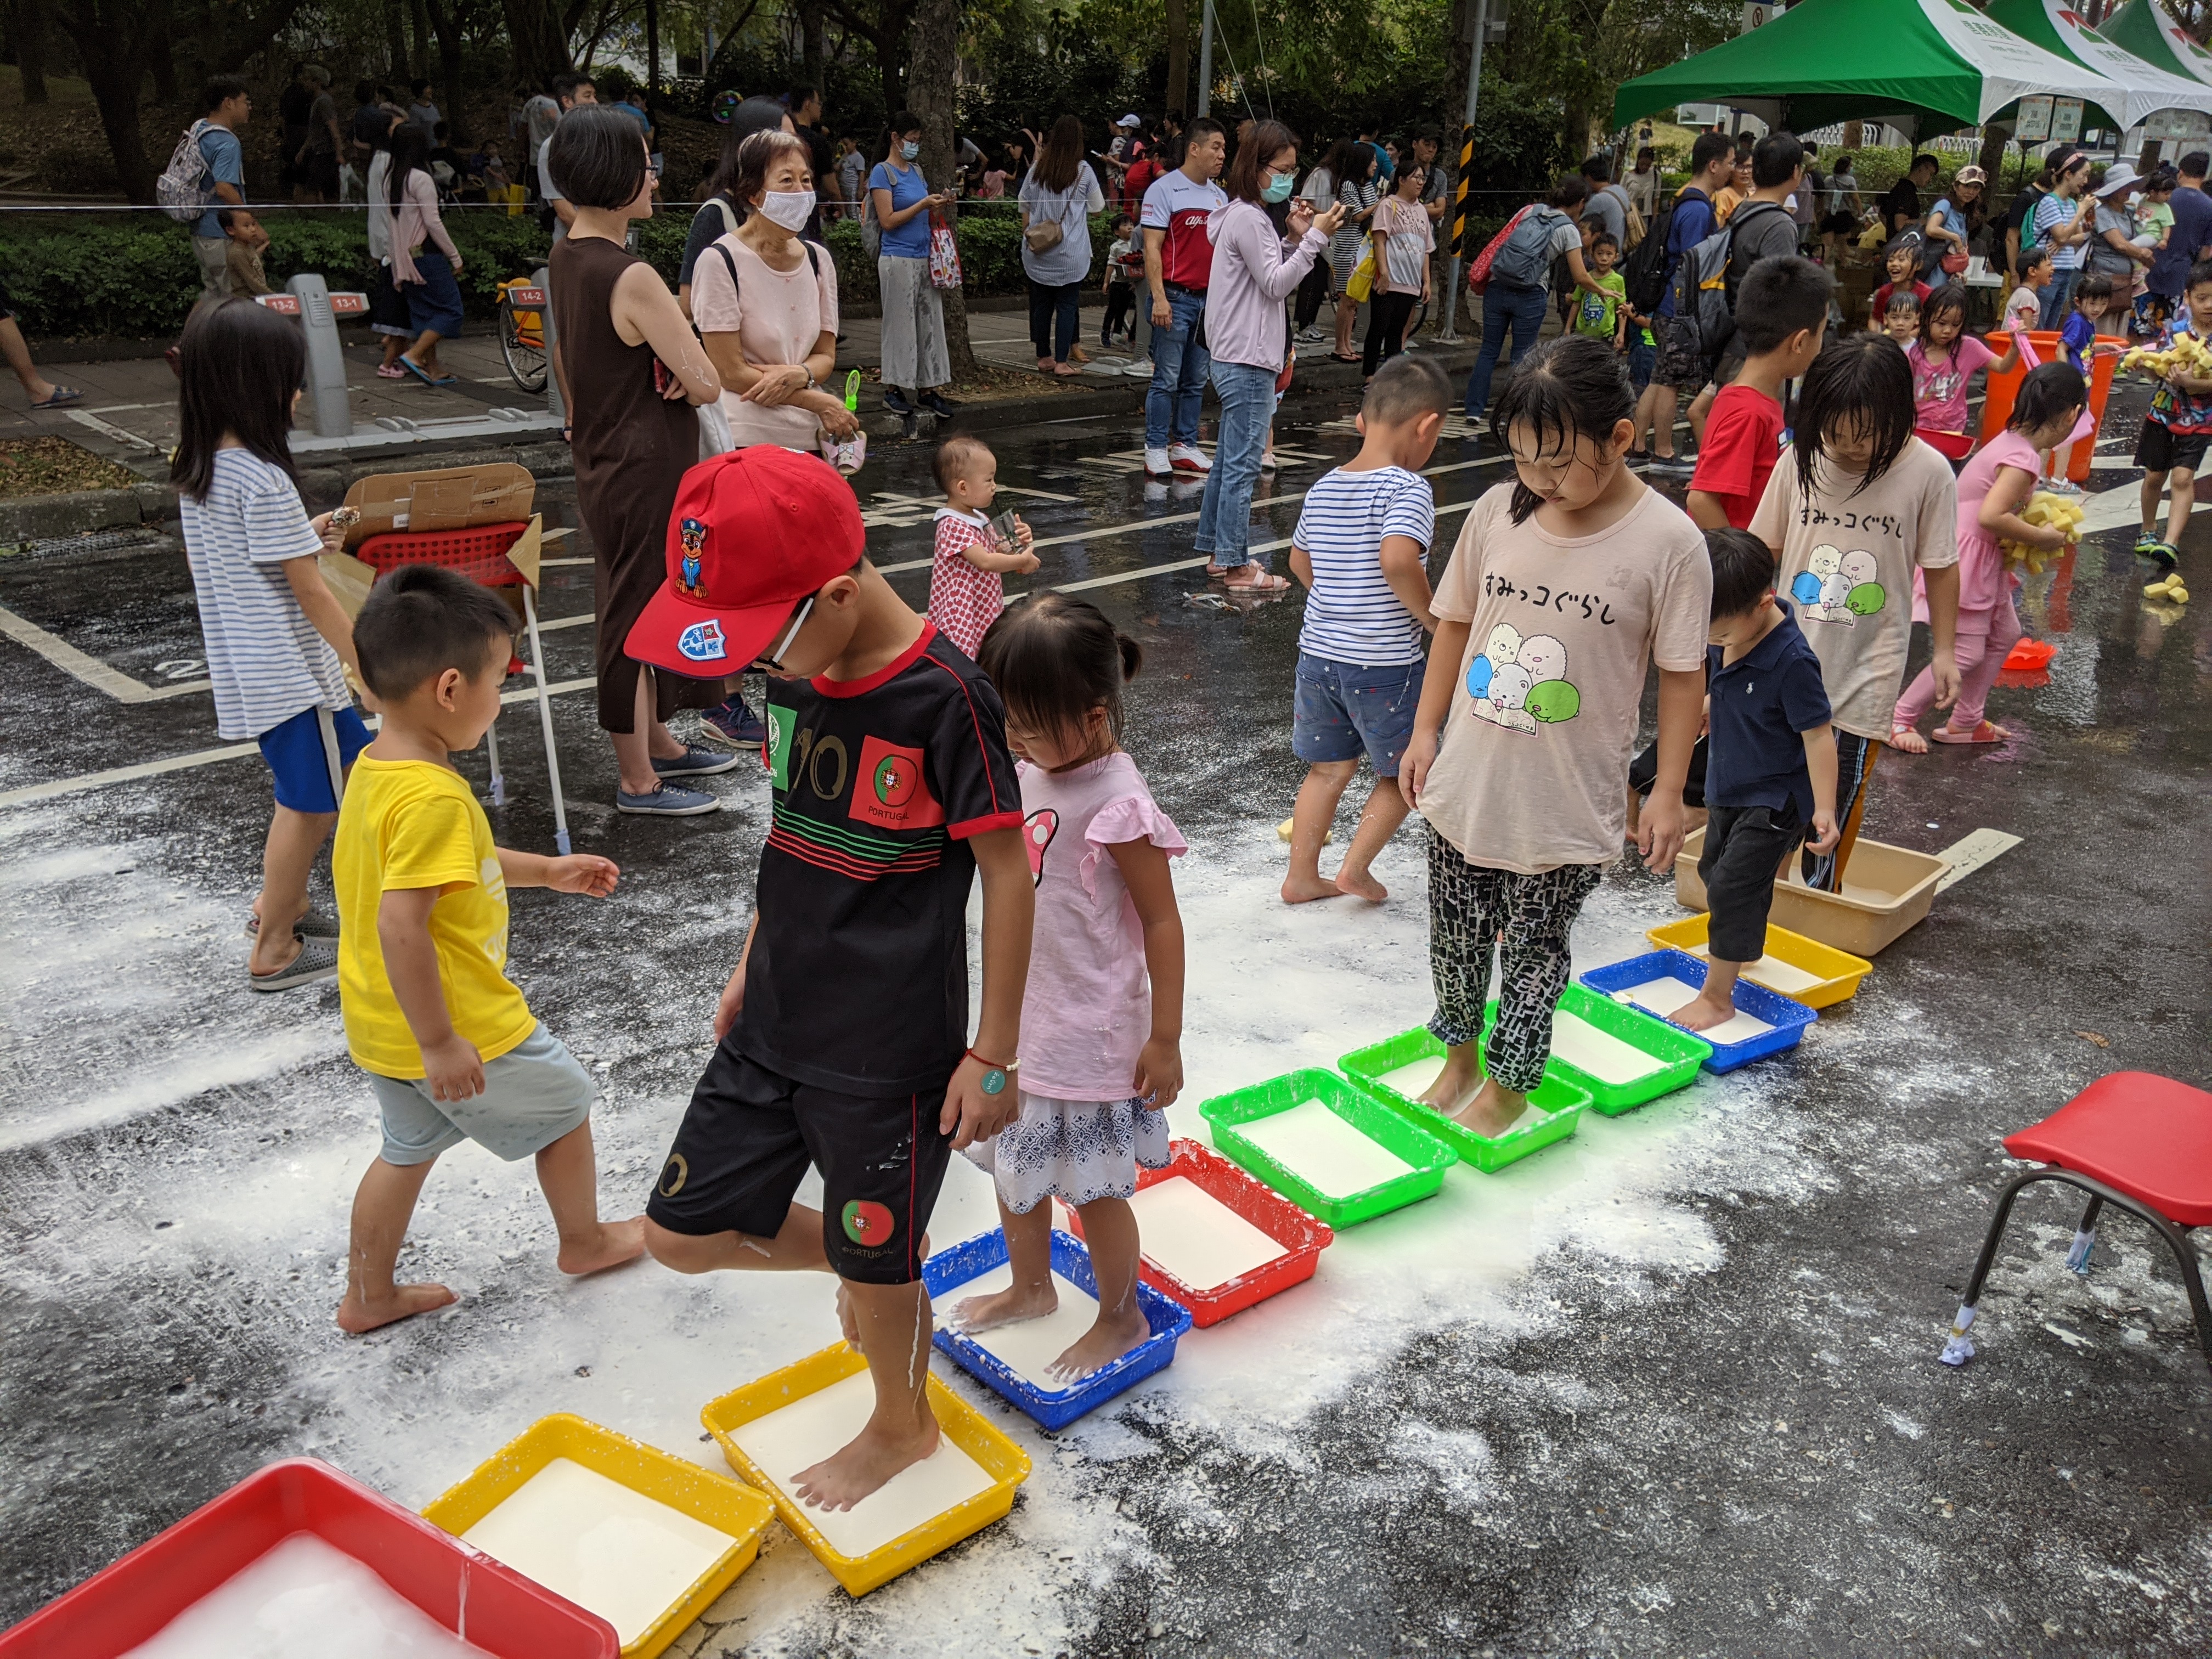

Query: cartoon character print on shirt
[477,854,510,969]
[1022,807,1059,886]
[1464,622,1580,735]
[1791,544,1884,625]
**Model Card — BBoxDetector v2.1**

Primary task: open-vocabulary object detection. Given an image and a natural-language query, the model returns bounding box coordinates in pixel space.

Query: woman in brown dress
[548,105,731,816]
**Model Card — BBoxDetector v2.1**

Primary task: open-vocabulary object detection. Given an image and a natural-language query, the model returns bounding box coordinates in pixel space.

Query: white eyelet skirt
[963,1088,1173,1214]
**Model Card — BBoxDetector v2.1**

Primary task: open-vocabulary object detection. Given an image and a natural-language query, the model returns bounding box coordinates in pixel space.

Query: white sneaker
[1144,446,1172,475]
[1169,442,1211,474]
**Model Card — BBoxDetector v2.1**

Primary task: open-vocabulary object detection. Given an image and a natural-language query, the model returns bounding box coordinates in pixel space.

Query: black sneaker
[920,391,957,417]
[701,697,769,748]
[883,388,913,416]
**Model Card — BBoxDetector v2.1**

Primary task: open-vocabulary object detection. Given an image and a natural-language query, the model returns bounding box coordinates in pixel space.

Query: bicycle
[496,276,549,394]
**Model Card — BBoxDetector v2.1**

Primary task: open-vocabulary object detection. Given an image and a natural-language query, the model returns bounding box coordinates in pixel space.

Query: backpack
[1489,204,1569,290]
[1671,199,1787,362]
[2017,185,2049,255]
[1607,183,1646,251]
[156,120,217,224]
[859,168,882,258]
[1621,195,1676,314]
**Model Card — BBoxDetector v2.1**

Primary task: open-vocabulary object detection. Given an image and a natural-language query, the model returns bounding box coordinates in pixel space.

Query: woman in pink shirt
[386,125,464,387]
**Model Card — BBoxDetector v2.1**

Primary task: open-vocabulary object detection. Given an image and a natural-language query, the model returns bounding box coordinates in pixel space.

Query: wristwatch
[964,1047,1019,1096]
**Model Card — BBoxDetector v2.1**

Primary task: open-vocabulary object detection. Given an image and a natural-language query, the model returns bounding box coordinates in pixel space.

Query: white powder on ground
[120,1533,494,1659]
[1238,1099,1415,1196]
[1128,1176,1288,1291]
[727,1372,996,1559]
[459,1457,734,1645]
[1618,976,1774,1045]
[1549,1010,1667,1086]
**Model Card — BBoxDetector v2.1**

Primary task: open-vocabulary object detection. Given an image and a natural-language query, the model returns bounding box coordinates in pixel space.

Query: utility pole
[1438,0,1487,342]
[1195,0,1215,116]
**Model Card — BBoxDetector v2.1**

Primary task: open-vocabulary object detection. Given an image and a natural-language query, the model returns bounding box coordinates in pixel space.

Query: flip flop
[1328,352,1361,363]
[29,387,80,409]
[398,356,438,387]
[1931,720,2008,745]
[1223,569,1290,593]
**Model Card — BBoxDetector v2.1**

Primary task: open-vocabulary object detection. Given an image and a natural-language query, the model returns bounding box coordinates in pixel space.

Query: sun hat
[2094,160,2140,198]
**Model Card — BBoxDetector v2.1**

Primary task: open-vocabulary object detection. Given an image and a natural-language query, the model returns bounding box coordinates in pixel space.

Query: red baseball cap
[625,445,866,677]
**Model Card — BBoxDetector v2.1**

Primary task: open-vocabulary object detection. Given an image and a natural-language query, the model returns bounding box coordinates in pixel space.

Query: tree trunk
[503,0,572,87]
[13,0,47,104]
[383,0,407,80]
[907,0,974,381]
[82,48,157,200]
[800,0,825,94]
[410,0,431,78]
[423,0,469,140]
[1164,0,1187,117]
[1976,122,2007,201]
[1841,120,1863,150]
[644,0,658,95]
[148,22,173,100]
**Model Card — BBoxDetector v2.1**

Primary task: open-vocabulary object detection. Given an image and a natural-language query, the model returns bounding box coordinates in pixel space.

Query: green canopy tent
[1984,0,2212,127]
[1611,0,2130,138]
[2102,0,2212,90]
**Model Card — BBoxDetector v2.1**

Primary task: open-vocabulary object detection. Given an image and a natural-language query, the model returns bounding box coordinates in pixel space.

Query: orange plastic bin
[1978,330,2122,484]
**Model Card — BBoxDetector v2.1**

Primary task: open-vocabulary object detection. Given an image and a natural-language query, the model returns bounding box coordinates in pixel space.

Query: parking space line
[0,602,187,702]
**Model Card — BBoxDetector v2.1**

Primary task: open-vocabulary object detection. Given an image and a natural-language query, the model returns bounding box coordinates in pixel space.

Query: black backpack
[1621,194,1676,314]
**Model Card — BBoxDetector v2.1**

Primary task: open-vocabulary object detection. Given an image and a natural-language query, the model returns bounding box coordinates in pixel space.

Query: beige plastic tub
[1673,831,1947,957]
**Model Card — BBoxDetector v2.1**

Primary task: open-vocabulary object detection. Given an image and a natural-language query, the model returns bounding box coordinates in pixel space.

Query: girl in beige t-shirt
[1402,335,1711,1141]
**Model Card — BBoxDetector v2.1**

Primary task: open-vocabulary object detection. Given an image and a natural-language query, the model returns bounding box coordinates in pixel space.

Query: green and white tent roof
[1985,0,2212,126]
[2101,0,2212,91]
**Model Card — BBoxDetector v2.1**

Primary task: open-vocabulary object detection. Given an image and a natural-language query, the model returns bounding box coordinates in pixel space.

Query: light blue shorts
[365,1023,594,1166]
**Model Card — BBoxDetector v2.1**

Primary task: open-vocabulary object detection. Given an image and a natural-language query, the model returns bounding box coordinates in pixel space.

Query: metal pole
[534,264,563,425]
[1437,0,1486,342]
[1195,0,1215,117]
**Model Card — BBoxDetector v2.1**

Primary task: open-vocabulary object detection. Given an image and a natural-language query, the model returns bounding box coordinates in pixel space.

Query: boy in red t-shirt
[1689,256,1833,531]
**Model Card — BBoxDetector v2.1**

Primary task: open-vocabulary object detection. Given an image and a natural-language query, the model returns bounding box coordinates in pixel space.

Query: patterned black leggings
[1426,828,1603,1094]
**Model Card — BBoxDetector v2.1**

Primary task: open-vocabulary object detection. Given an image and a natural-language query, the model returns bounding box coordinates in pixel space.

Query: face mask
[1262,171,1295,204]
[901,140,921,161]
[759,190,813,230]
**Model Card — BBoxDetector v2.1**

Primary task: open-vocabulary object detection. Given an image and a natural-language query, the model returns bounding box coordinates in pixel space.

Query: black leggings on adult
[1363,291,1418,375]
[1295,258,1331,330]
[1028,278,1082,364]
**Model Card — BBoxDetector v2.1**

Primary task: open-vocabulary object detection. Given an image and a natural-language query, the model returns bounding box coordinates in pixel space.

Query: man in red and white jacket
[1140,116,1227,477]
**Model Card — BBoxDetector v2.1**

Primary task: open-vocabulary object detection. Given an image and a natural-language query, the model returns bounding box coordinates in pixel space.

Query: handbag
[927,209,962,290]
[1023,210,1064,253]
[1467,205,1531,295]
[1940,250,1970,275]
[1346,239,1376,304]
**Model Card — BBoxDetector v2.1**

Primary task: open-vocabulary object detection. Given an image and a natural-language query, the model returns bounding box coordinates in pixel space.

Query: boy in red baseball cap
[633,446,1035,1512]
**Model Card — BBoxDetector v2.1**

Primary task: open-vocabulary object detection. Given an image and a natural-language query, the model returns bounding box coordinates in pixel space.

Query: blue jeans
[1193,360,1277,568]
[1464,281,1547,424]
[1146,286,1210,448]
[2039,267,2081,332]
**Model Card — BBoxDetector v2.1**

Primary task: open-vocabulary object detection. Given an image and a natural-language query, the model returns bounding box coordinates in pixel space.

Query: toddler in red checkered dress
[928,435,1040,657]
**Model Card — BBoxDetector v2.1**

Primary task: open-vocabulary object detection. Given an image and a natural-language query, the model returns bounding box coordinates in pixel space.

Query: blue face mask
[901,140,921,161]
[1262,170,1296,204]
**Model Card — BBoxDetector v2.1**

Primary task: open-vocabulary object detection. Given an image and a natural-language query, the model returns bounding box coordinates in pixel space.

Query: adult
[539,71,598,246]
[546,105,732,816]
[1018,115,1105,376]
[1793,144,1821,247]
[1713,144,1752,227]
[1819,151,1861,264]
[1365,161,1433,375]
[350,80,396,177]
[1922,165,1984,275]
[1630,129,1734,473]
[1625,144,1660,221]
[517,83,560,196]
[1139,115,1228,475]
[277,62,315,200]
[870,110,958,419]
[293,66,342,204]
[2089,161,2154,286]
[1413,129,1448,228]
[407,78,441,132]
[836,135,866,220]
[1293,144,1338,341]
[1463,173,1609,425]
[677,95,800,317]
[2032,149,2096,328]
[1122,128,1167,219]
[386,124,464,388]
[617,88,654,149]
[1323,138,1380,361]
[1192,120,1341,592]
[2146,150,2212,315]
[788,86,834,213]
[2002,145,2063,284]
[1884,152,1939,237]
[1686,130,1806,436]
[1580,154,1627,249]
[184,77,251,307]
[362,116,413,377]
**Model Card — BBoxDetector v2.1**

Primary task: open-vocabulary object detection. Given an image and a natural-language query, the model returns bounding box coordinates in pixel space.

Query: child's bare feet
[1334,864,1387,902]
[1280,871,1346,904]
[557,1215,646,1276]
[335,1281,456,1334]
[1889,724,1929,755]
[1668,989,1739,1033]
[791,1413,941,1511]
[1448,1077,1528,1138]
[951,1279,1057,1332]
[1416,1051,1484,1116]
[1047,1305,1151,1383]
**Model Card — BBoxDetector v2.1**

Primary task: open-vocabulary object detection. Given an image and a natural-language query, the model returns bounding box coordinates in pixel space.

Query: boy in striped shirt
[1283,355,1449,904]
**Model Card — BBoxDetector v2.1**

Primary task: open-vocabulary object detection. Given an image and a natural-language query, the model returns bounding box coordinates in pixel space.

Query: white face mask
[758,190,813,231]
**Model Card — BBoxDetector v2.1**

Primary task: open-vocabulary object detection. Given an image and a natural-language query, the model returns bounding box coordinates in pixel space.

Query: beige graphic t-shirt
[1750,438,1959,741]
[1418,482,1712,873]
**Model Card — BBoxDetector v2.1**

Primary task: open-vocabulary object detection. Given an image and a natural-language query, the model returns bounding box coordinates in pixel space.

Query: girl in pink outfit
[953,594,1187,1383]
[1893,362,2084,750]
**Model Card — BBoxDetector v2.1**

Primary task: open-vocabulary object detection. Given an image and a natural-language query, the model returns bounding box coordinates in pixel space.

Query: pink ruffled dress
[966,750,1186,1212]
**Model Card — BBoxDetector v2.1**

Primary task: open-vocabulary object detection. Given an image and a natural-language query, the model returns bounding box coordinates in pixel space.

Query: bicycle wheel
[500,297,548,394]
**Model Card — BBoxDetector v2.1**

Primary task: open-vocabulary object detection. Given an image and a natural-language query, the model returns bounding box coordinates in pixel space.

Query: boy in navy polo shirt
[629,446,1034,1513]
[1669,529,1840,1034]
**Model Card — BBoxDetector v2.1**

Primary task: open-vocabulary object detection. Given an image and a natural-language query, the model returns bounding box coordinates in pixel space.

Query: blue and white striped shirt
[179,448,351,741]
[1293,464,1435,667]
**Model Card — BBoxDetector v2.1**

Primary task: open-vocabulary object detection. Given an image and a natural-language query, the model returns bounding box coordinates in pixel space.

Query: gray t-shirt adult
[2090,200,2138,274]
[1729,199,1801,272]
[539,133,568,244]
[2149,184,2212,295]
[1017,162,1104,285]
[1582,183,1625,248]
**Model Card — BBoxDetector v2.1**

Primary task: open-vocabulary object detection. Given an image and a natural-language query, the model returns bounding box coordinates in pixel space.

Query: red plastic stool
[1939,1072,2212,1372]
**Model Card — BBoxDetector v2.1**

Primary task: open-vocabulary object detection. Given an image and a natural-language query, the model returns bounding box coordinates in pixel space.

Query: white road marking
[0,602,209,702]
[1934,828,2023,893]
[63,407,162,453]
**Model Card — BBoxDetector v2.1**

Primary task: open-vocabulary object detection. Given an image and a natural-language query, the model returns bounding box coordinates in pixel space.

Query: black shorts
[1629,733,1708,810]
[1700,801,1807,964]
[2135,417,2211,476]
[1819,211,1857,235]
[1654,312,1706,392]
[646,1039,951,1285]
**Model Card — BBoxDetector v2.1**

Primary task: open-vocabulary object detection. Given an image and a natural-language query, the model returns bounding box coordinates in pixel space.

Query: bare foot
[1334,865,1387,902]
[1889,725,1929,755]
[1668,991,1738,1033]
[335,1282,456,1334]
[1281,871,1346,904]
[1416,1053,1484,1116]
[557,1215,646,1276]
[1047,1305,1152,1383]
[791,1413,940,1511]
[951,1280,1057,1333]
[1448,1077,1528,1138]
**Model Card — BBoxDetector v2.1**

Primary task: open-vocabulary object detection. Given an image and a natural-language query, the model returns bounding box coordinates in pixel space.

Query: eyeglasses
[751,595,815,672]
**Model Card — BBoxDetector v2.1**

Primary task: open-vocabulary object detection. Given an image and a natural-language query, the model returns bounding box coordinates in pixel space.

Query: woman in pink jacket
[387,123,465,387]
[1192,120,1345,592]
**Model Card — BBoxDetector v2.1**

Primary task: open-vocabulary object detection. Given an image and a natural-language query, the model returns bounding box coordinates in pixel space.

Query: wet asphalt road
[2,376,2210,1657]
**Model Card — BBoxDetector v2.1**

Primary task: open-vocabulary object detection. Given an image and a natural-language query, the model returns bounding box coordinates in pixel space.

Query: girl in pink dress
[952,594,1187,1382]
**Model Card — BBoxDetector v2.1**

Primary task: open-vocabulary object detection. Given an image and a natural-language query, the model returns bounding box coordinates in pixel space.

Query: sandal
[1888,725,1929,755]
[1931,720,2009,745]
[1223,568,1290,592]
[1328,352,1361,363]
[28,387,80,409]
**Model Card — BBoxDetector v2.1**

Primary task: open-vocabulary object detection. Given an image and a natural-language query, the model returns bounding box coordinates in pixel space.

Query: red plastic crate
[354,522,532,588]
[1065,1138,1333,1327]
[0,1457,618,1659]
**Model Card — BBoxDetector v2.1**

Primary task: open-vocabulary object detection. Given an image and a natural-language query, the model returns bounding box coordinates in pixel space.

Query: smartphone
[652,359,674,397]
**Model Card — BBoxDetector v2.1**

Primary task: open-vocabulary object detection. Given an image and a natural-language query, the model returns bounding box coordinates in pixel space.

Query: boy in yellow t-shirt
[332,564,642,1334]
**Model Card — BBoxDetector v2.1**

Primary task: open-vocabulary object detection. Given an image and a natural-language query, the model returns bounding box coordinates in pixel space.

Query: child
[1750,332,1960,893]
[1401,335,1710,1135]
[1881,287,1921,346]
[954,594,1187,1380]
[1893,361,2085,752]
[1667,529,1839,1033]
[173,298,366,993]
[2132,258,2212,570]
[634,445,1034,1512]
[2130,170,2174,332]
[1283,356,1448,904]
[332,565,641,1333]
[1102,213,1140,348]
[2047,273,2123,493]
[1908,283,2018,452]
[218,207,272,297]
[928,435,1040,658]
[1573,233,1626,348]
[1688,255,1831,531]
[2006,247,2051,335]
[1869,233,1931,329]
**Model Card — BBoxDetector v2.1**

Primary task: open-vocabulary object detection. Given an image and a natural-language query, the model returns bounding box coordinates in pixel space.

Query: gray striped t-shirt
[179,448,350,740]
[1293,464,1436,667]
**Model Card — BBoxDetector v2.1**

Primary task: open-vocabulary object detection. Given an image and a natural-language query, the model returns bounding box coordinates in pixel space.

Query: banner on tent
[2052,96,2084,142]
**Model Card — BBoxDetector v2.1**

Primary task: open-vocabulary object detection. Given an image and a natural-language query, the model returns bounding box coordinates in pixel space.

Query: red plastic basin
[0,1457,618,1659]
[1066,1138,1333,1327]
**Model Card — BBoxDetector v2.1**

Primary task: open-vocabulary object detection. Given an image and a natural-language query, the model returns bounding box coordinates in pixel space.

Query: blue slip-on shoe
[616,781,721,816]
[700,698,769,748]
[651,745,743,777]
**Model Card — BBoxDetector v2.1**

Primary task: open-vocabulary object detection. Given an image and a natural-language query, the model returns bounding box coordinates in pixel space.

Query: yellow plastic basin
[1644,915,1872,1009]
[1674,831,1946,957]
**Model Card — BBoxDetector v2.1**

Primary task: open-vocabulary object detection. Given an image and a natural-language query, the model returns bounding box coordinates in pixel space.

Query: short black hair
[1910,152,1939,173]
[2018,244,2053,274]
[1707,528,1777,619]
[1734,255,1833,354]
[1489,334,1635,525]
[2009,360,2085,434]
[1751,131,1803,189]
[788,83,819,108]
[1186,115,1227,146]
[2181,150,2211,177]
[1690,130,1733,175]
[410,78,431,97]
[2188,257,2212,294]
[551,70,594,104]
[1884,288,1921,315]
[1362,353,1452,425]
[354,565,517,703]
[201,75,249,113]
[1579,154,1611,183]
[977,592,1142,746]
[1590,231,1620,253]
[547,104,647,210]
